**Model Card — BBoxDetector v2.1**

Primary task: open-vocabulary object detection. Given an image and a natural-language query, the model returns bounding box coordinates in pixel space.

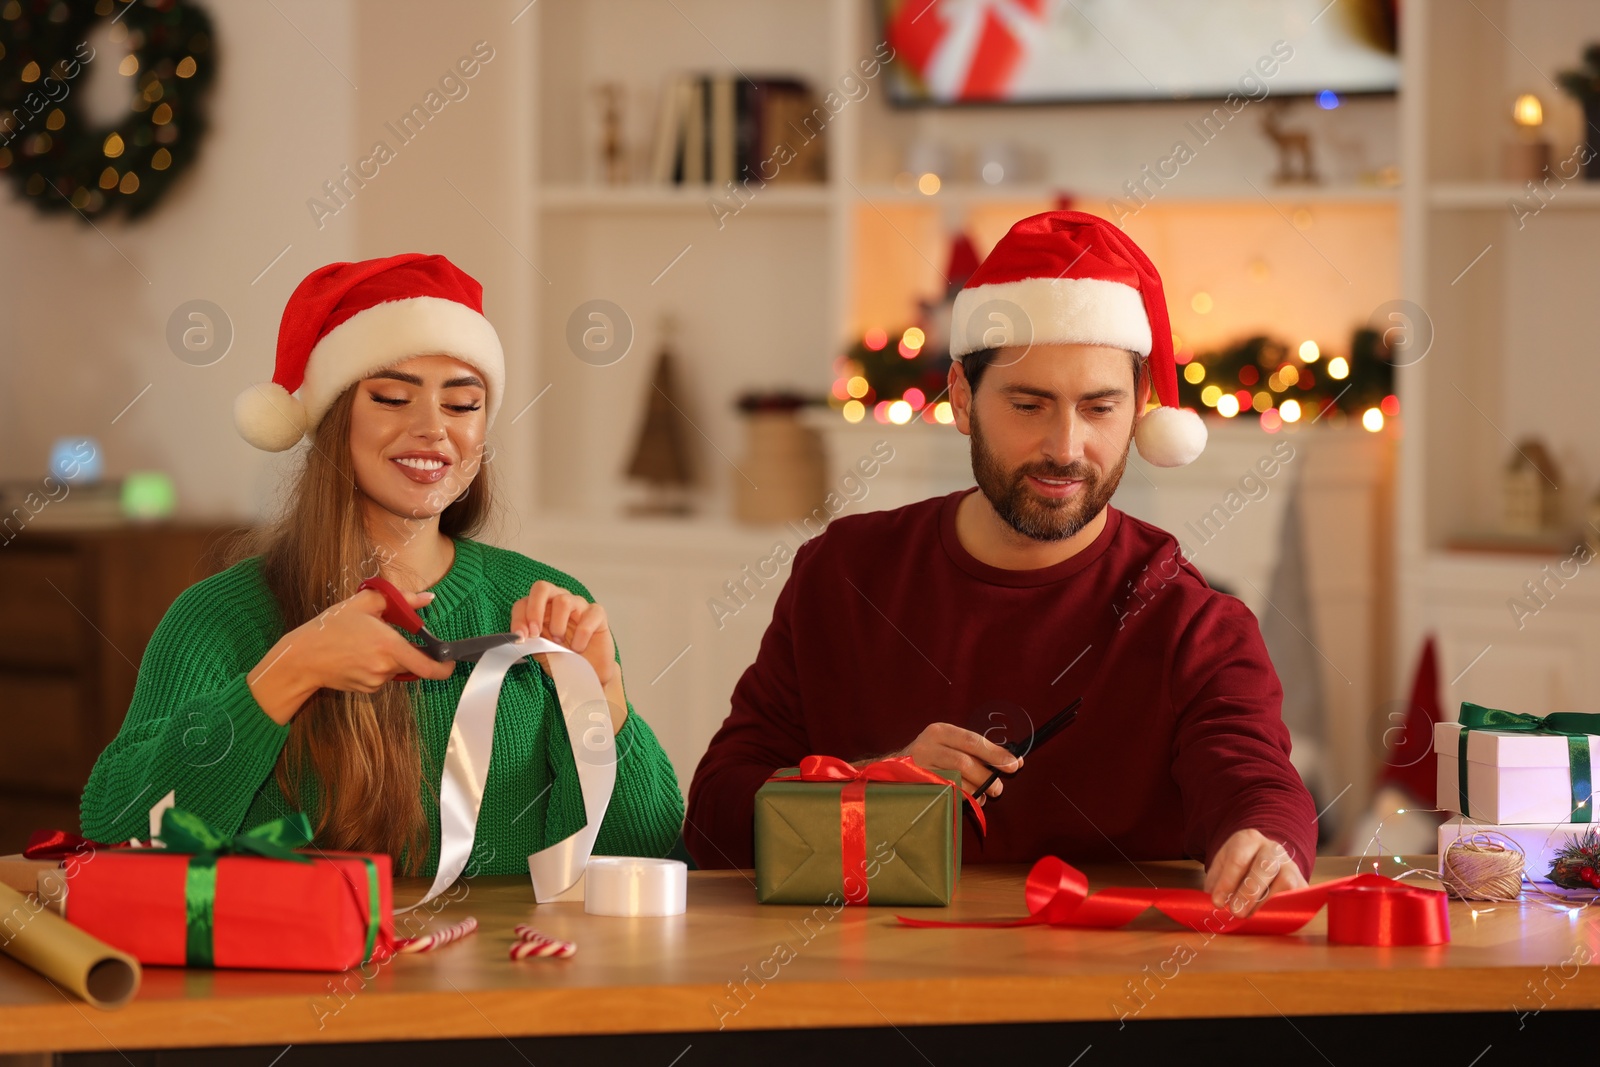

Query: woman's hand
[510,580,629,735]
[248,587,456,725]
[510,580,618,689]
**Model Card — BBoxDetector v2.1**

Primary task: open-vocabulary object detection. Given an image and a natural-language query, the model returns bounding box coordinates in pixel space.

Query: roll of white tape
[582,857,688,917]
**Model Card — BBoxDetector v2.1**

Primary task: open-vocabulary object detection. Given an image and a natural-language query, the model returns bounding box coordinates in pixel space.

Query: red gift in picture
[59,810,394,971]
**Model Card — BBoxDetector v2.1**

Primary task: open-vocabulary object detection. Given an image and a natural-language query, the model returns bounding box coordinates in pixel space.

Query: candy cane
[509,926,576,960]
[394,915,478,954]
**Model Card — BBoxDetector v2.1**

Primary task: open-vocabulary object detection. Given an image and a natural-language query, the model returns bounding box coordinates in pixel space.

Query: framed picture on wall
[881,0,1399,106]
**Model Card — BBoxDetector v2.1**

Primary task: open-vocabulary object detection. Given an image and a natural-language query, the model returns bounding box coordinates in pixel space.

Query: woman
[79,253,684,877]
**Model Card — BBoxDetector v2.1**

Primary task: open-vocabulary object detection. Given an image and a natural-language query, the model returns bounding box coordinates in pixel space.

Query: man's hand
[1203,829,1307,917]
[885,722,1022,805]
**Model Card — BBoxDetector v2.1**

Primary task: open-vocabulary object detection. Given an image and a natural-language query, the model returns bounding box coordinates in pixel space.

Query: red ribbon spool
[1325,881,1451,947]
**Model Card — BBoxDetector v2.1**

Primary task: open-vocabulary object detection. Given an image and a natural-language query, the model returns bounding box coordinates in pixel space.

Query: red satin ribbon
[898,855,1450,945]
[22,828,130,860]
[769,755,985,906]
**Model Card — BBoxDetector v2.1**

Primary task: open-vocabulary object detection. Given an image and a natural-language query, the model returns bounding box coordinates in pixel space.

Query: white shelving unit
[852,183,1399,206]
[1428,182,1600,209]
[537,184,836,212]
[1396,0,1600,717]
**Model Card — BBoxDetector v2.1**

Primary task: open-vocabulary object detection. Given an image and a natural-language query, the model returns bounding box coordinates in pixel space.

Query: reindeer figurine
[1261,101,1320,185]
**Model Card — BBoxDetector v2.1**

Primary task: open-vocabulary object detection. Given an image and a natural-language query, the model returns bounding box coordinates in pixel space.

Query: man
[685,211,1316,916]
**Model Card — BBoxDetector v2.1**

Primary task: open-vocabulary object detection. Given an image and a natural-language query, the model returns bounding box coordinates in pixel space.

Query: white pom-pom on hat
[1135,404,1208,468]
[233,382,308,452]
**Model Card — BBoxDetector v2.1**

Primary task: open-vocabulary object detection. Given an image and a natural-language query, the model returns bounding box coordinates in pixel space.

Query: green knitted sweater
[78,538,685,877]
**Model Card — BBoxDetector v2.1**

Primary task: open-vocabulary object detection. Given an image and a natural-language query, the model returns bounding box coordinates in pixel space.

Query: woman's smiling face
[348,353,488,522]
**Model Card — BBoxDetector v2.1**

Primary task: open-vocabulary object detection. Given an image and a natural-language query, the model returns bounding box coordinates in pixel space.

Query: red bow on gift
[773,755,986,905]
[899,855,1451,945]
[22,829,134,860]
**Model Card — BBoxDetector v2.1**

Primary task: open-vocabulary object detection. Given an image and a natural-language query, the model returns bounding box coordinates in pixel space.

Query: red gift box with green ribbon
[59,809,394,971]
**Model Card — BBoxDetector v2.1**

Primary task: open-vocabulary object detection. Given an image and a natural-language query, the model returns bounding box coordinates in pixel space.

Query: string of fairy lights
[1360,803,1600,924]
[1174,331,1399,434]
[831,326,957,427]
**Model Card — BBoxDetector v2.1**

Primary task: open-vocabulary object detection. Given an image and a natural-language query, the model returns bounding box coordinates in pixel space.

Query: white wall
[349,0,538,538]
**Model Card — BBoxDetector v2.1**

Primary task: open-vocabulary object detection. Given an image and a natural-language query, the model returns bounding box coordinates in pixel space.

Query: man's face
[951,343,1145,542]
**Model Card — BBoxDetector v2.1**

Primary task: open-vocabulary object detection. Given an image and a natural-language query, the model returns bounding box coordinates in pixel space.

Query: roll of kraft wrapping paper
[400,636,618,912]
[584,857,688,917]
[0,880,140,1009]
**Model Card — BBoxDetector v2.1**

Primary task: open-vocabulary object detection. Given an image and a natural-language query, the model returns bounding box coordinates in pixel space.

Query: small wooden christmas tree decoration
[624,319,695,516]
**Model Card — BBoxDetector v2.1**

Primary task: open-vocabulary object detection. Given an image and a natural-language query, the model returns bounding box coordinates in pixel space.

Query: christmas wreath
[0,0,215,221]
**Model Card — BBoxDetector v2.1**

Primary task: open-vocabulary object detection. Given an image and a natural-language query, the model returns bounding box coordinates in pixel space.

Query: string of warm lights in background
[831,324,1398,434]
[1176,332,1398,435]
[831,326,956,426]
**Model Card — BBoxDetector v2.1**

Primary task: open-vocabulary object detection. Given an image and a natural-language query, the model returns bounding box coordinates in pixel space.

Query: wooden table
[1,855,1596,1062]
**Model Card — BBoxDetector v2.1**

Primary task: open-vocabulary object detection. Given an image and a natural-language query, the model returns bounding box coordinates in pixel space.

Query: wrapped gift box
[60,849,393,971]
[754,760,963,906]
[1435,720,1600,823]
[1439,817,1600,886]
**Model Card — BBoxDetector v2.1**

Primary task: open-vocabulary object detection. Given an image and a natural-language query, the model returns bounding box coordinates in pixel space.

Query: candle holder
[1503,93,1551,183]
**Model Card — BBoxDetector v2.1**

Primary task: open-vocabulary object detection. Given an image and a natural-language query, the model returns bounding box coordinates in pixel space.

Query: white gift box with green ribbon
[1435,716,1600,824]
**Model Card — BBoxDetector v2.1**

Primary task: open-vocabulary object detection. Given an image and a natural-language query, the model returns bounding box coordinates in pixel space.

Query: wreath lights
[0,0,215,220]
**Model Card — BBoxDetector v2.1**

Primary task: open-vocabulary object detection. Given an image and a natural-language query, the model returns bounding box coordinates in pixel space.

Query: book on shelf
[650,73,826,188]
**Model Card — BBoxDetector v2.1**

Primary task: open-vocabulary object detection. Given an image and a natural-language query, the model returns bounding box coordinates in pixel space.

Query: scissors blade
[1004,697,1083,757]
[435,633,522,662]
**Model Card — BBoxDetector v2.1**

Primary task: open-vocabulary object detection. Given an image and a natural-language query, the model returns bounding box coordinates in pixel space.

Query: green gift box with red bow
[754,755,977,907]
[58,808,394,971]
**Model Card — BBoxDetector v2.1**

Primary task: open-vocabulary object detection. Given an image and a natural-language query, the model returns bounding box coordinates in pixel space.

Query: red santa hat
[950,210,1207,468]
[234,253,505,452]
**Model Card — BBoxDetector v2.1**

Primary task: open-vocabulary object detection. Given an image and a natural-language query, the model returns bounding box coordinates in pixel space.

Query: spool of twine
[1442,836,1526,901]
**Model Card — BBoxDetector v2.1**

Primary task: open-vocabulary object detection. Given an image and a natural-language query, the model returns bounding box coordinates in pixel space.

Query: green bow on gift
[159,808,316,864]
[1457,703,1600,823]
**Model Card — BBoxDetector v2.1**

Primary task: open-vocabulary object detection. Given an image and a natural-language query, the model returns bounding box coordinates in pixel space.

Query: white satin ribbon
[397,636,615,912]
[583,857,687,916]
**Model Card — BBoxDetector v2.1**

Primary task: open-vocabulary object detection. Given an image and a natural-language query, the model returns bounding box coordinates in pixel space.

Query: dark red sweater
[684,490,1317,878]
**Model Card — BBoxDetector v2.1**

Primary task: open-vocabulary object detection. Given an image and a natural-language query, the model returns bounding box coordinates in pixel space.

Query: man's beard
[969,410,1132,542]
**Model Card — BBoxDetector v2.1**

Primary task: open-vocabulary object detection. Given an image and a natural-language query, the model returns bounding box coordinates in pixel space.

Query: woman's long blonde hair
[240,384,492,874]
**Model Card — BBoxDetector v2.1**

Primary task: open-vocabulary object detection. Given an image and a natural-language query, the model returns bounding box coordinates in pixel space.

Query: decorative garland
[0,0,215,221]
[1174,328,1396,425]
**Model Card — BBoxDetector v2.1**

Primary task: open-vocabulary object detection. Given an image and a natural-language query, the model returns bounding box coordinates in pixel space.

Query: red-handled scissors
[358,576,522,682]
